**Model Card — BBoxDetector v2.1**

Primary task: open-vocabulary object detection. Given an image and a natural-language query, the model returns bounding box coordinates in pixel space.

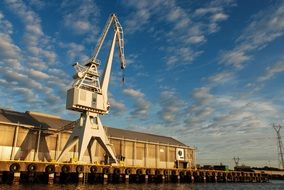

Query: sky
[1,0,284,169]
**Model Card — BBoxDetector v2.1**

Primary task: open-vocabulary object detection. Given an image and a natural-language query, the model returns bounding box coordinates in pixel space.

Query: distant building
[0,109,195,169]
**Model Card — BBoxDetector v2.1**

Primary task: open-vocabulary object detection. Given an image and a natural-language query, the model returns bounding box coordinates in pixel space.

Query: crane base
[56,112,117,163]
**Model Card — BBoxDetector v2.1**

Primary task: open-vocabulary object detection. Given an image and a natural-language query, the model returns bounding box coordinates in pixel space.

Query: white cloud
[167,8,184,22]
[257,58,284,82]
[109,97,126,115]
[60,42,88,62]
[61,0,100,42]
[166,47,203,67]
[28,0,46,9]
[187,35,206,44]
[131,98,150,119]
[192,87,214,105]
[220,49,250,69]
[244,57,284,93]
[195,107,214,118]
[0,33,21,61]
[29,69,49,79]
[157,90,187,123]
[0,11,13,34]
[123,88,144,98]
[0,13,22,70]
[123,88,150,119]
[208,71,234,83]
[194,7,222,16]
[64,14,91,34]
[220,1,284,68]
[166,56,178,67]
[183,83,281,139]
[211,12,228,22]
[188,93,280,132]
[179,86,281,168]
[124,0,163,33]
[26,24,43,36]
[13,87,38,103]
[124,0,235,68]
[0,0,69,116]
[4,70,43,90]
[5,0,57,67]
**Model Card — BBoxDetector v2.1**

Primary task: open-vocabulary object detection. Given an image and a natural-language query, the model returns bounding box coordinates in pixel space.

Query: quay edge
[0,160,270,184]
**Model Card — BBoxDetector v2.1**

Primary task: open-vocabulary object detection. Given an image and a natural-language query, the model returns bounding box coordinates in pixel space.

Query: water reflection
[0,181,284,190]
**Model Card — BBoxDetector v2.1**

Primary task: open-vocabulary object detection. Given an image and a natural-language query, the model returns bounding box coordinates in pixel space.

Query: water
[0,181,284,190]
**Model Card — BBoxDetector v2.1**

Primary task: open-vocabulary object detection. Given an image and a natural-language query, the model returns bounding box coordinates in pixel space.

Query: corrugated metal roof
[106,127,186,146]
[0,108,187,147]
[27,111,71,130]
[0,109,40,126]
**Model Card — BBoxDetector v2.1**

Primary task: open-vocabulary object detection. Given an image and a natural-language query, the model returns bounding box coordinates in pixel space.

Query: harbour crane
[57,14,126,164]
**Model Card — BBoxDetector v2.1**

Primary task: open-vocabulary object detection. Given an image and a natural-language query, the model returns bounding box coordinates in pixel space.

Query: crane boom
[90,15,113,64]
[84,14,126,70]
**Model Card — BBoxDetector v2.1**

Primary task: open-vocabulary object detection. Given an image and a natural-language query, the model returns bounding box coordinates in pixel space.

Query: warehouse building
[0,108,195,169]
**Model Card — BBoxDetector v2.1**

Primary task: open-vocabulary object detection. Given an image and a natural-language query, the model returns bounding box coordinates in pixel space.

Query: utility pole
[273,124,284,169]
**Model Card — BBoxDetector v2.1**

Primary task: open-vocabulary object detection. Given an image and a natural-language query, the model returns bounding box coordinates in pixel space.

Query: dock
[0,109,272,185]
[0,160,269,184]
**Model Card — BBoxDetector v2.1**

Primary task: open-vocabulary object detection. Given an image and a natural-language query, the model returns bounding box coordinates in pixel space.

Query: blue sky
[1,0,284,168]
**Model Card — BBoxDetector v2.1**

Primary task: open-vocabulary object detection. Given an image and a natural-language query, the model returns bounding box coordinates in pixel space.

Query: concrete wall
[0,122,195,168]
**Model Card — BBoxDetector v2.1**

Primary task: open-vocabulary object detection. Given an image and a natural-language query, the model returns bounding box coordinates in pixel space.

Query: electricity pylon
[273,124,284,169]
[233,157,240,167]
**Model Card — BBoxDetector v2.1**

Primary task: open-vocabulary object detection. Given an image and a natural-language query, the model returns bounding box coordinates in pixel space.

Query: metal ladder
[83,172,88,184]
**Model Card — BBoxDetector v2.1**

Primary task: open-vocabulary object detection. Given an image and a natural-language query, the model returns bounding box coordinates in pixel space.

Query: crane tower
[57,14,126,164]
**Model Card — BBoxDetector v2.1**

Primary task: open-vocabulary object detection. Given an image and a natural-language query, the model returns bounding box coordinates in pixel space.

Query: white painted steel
[58,14,126,164]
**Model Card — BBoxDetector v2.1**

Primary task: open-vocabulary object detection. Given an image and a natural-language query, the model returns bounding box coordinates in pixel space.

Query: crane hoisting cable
[122,70,125,84]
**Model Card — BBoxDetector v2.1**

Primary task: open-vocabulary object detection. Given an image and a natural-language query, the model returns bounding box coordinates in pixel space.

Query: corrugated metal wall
[0,123,195,168]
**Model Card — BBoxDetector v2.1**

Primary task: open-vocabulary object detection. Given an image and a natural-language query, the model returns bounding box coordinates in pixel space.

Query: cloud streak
[257,58,284,82]
[61,0,100,43]
[0,0,70,116]
[220,1,284,68]
[157,90,187,124]
[123,88,150,119]
[124,0,235,68]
